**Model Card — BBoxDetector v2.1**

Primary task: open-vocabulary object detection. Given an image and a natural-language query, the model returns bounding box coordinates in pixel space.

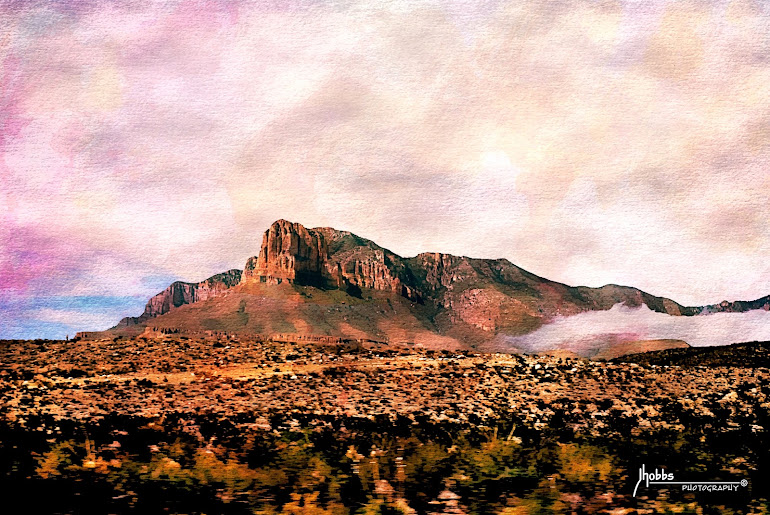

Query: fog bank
[506,304,770,355]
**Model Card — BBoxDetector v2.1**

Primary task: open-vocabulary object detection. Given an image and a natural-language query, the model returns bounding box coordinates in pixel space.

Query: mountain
[699,296,770,314]
[100,219,766,354]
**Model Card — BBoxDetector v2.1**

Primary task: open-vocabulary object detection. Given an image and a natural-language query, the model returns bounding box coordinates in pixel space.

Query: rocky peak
[241,219,329,286]
[699,295,770,314]
[240,220,422,300]
[107,219,770,349]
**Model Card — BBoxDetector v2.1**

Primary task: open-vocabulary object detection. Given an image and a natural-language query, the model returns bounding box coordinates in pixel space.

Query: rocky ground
[1,337,768,514]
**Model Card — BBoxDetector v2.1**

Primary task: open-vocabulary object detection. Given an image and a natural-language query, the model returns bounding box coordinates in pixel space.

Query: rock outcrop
[142,270,243,318]
[116,269,242,326]
[241,221,422,300]
[242,220,328,286]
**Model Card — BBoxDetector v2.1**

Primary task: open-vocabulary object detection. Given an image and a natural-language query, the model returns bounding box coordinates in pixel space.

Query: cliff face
[316,228,422,301]
[240,221,422,300]
[142,269,243,317]
[242,220,328,286]
[117,269,242,326]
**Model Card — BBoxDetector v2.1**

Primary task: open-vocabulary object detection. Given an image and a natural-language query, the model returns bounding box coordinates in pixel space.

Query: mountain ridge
[106,219,768,353]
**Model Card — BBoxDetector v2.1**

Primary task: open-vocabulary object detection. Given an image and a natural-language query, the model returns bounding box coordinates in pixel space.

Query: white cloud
[506,304,770,354]
[33,308,120,333]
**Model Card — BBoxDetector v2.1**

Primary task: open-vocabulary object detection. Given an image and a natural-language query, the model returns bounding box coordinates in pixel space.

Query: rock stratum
[106,219,768,355]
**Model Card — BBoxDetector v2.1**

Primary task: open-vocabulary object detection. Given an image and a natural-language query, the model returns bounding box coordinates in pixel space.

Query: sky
[2,0,770,339]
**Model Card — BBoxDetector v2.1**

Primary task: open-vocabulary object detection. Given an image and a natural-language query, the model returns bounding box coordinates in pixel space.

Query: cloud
[505,304,770,354]
[2,0,770,337]
[33,308,119,332]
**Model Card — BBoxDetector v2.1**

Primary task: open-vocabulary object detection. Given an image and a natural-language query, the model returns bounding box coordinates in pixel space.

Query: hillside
[612,341,770,367]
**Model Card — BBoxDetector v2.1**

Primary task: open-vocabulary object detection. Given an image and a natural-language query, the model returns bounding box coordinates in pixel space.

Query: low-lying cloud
[505,304,770,355]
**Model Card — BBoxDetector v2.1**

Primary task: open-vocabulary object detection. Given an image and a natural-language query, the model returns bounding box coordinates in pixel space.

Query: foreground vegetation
[2,417,766,514]
[1,337,768,513]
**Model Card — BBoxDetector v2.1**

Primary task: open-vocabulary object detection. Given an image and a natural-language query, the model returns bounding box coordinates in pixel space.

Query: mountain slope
[612,340,770,367]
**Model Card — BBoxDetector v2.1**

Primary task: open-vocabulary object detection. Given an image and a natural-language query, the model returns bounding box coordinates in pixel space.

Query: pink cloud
[2,0,770,341]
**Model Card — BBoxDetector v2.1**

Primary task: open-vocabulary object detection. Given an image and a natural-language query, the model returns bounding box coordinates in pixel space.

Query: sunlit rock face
[239,221,421,301]
[242,220,329,286]
[116,269,242,327]
[143,270,243,317]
